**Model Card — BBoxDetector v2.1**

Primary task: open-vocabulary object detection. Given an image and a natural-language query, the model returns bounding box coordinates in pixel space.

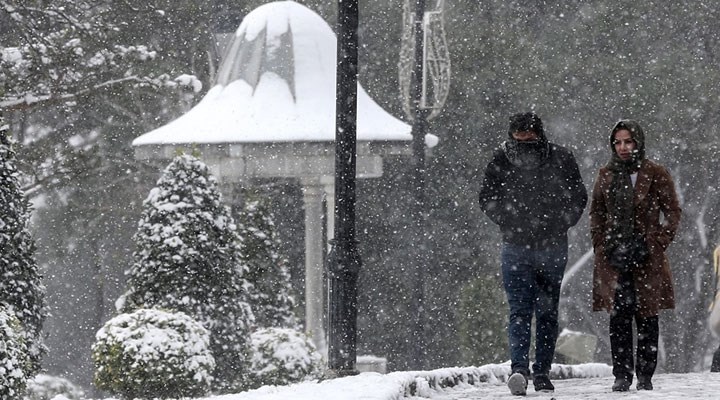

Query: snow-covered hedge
[0,308,30,398]
[249,328,323,388]
[22,374,84,400]
[92,308,215,399]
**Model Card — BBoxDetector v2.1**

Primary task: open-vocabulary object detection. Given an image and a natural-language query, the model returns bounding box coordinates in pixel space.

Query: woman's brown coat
[590,159,682,317]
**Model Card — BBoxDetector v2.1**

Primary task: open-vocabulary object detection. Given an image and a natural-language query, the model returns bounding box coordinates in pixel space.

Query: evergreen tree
[236,189,299,329]
[119,154,254,393]
[0,117,46,376]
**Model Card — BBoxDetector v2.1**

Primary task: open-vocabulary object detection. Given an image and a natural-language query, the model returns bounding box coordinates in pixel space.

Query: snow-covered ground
[168,363,720,400]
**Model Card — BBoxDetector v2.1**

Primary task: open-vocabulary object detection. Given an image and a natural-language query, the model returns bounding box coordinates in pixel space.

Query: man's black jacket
[478,143,588,247]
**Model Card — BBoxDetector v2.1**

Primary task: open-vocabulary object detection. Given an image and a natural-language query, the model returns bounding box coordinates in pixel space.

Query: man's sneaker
[532,374,554,392]
[612,377,632,392]
[507,372,528,396]
[636,377,653,391]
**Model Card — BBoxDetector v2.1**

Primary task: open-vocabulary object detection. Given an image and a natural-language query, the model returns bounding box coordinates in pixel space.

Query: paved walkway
[418,372,720,399]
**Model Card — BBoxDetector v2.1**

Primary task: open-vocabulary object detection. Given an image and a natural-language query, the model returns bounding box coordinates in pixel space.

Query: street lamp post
[326,0,361,376]
[409,0,429,370]
[399,0,451,370]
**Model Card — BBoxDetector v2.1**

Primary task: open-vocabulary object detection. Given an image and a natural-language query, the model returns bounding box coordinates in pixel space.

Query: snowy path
[419,373,720,399]
[199,366,719,400]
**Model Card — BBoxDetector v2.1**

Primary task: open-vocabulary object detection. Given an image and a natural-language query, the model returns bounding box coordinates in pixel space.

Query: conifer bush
[0,308,30,398]
[119,154,254,392]
[249,327,323,388]
[92,308,214,399]
[236,190,299,329]
[0,118,45,378]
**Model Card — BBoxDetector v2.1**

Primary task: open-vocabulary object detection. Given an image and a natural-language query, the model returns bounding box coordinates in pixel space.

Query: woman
[589,120,681,392]
[710,245,720,372]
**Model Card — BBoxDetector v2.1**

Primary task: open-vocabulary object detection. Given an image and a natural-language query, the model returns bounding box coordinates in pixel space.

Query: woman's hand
[608,243,632,272]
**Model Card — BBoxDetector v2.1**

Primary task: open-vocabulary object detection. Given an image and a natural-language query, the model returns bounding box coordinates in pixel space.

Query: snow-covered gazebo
[133,0,437,356]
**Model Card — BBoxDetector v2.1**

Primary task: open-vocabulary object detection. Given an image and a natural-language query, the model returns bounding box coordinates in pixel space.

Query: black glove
[607,235,649,273]
[629,234,649,265]
[608,243,633,273]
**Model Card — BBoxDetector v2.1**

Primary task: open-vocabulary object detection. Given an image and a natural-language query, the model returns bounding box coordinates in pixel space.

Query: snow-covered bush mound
[92,308,215,399]
[22,374,84,400]
[0,308,30,398]
[249,327,323,388]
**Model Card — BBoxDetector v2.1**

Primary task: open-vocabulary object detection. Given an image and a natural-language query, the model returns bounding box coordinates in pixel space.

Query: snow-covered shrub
[0,307,30,398]
[0,119,46,376]
[236,189,299,329]
[22,374,84,400]
[249,327,323,388]
[92,308,215,399]
[119,154,254,393]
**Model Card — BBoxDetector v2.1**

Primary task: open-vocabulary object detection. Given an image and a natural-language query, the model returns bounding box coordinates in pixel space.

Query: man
[478,112,587,395]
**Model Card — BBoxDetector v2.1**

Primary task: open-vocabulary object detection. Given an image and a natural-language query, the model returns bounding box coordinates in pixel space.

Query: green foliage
[92,308,214,399]
[22,374,85,400]
[0,0,200,112]
[0,119,45,376]
[1,3,202,386]
[0,307,30,398]
[120,154,254,393]
[457,275,509,366]
[249,327,322,389]
[1,0,719,379]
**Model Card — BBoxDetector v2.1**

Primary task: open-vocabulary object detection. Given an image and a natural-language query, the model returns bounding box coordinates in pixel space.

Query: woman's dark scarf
[606,120,645,252]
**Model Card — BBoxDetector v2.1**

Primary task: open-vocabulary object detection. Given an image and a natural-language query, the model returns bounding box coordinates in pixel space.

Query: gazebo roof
[133,0,436,147]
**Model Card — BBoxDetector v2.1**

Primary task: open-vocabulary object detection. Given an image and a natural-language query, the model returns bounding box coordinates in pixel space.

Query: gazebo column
[301,179,333,358]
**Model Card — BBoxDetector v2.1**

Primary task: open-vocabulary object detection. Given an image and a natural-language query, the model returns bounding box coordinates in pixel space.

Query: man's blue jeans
[501,242,567,376]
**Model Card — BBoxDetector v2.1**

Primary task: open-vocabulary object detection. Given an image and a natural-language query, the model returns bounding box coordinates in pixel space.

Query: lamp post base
[326,239,361,373]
